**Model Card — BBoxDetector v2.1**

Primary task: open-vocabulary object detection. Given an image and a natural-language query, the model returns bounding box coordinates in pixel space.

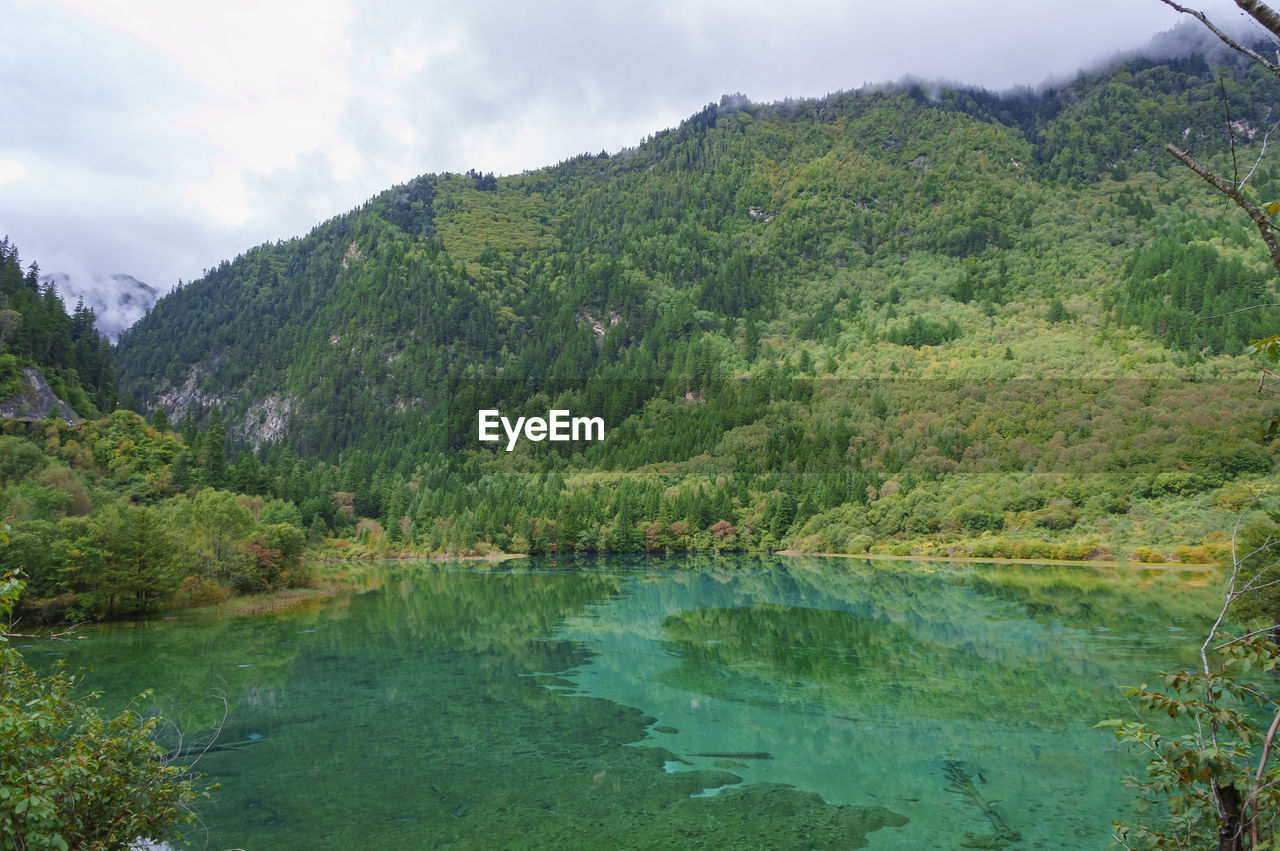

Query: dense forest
[8,43,1280,618]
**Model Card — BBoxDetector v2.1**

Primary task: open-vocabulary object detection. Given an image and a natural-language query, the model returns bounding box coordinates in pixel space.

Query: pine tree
[203,407,227,488]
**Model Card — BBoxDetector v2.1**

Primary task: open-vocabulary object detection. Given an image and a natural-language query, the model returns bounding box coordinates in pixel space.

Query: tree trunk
[1216,780,1245,851]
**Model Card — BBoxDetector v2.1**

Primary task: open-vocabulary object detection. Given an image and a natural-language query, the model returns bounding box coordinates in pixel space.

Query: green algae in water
[25,557,1219,849]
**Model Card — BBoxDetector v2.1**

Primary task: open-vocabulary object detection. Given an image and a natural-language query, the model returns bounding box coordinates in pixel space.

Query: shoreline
[319,548,1215,572]
[315,548,1215,571]
[46,549,1215,631]
[308,551,529,563]
[774,549,1218,570]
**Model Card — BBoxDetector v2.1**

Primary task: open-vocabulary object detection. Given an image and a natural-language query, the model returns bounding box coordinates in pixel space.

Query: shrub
[1033,505,1078,531]
[1,572,201,848]
[1174,545,1214,564]
[951,504,1005,532]
[171,575,230,608]
[0,436,45,487]
[1151,470,1209,497]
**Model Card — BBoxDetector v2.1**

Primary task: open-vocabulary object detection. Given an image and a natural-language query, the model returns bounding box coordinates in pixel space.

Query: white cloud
[0,157,29,187]
[35,0,359,227]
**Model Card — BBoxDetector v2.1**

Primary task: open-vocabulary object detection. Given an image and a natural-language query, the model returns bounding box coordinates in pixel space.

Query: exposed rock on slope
[0,367,83,424]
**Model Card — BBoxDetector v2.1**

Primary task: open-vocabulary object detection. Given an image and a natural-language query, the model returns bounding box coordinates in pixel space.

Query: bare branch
[1255,364,1280,390]
[1240,116,1280,187]
[1233,549,1280,594]
[1243,706,1280,844]
[1168,143,1280,274]
[1255,707,1280,786]
[1216,624,1280,649]
[1157,0,1280,76]
[1212,480,1279,678]
[1223,78,1241,186]
[1230,534,1278,574]
[1236,573,1280,595]
[3,628,80,640]
[1202,303,1280,318]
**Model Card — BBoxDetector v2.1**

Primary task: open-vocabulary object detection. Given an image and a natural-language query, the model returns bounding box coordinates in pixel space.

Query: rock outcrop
[0,367,82,424]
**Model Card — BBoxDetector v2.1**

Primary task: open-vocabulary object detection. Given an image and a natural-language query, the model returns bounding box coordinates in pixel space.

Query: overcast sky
[0,0,1252,311]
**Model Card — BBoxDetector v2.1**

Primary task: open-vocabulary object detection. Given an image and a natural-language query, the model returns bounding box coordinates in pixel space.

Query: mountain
[107,45,1280,557]
[0,237,115,420]
[41,271,160,341]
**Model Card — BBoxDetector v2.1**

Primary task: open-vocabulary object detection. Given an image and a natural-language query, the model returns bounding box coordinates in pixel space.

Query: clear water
[24,555,1221,849]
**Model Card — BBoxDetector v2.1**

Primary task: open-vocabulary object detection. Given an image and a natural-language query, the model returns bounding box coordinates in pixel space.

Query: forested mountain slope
[105,45,1280,559]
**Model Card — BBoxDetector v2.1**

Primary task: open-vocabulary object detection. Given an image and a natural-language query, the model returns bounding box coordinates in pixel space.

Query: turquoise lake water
[24,555,1223,849]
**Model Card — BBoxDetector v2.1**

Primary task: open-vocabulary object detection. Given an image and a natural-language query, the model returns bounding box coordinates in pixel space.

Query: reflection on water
[29,556,1219,849]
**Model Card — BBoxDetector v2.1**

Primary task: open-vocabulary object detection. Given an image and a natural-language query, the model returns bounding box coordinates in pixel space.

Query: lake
[24,555,1222,849]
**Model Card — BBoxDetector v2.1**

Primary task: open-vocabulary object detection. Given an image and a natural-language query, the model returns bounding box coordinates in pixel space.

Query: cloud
[0,157,28,187]
[42,269,159,341]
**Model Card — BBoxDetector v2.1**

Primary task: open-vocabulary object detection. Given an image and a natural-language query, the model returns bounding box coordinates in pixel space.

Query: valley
[6,17,1280,848]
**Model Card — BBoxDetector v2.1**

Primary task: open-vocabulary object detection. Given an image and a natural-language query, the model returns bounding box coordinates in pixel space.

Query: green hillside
[89,46,1280,560]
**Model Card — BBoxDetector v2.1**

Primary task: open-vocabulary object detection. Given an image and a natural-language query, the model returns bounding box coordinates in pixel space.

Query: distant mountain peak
[41,271,160,341]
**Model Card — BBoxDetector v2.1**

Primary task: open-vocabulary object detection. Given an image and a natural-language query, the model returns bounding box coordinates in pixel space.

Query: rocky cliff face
[0,367,82,424]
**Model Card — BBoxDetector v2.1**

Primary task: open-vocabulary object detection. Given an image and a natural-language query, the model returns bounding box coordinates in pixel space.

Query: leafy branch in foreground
[0,569,203,850]
[1100,475,1280,848]
[1099,637,1280,849]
